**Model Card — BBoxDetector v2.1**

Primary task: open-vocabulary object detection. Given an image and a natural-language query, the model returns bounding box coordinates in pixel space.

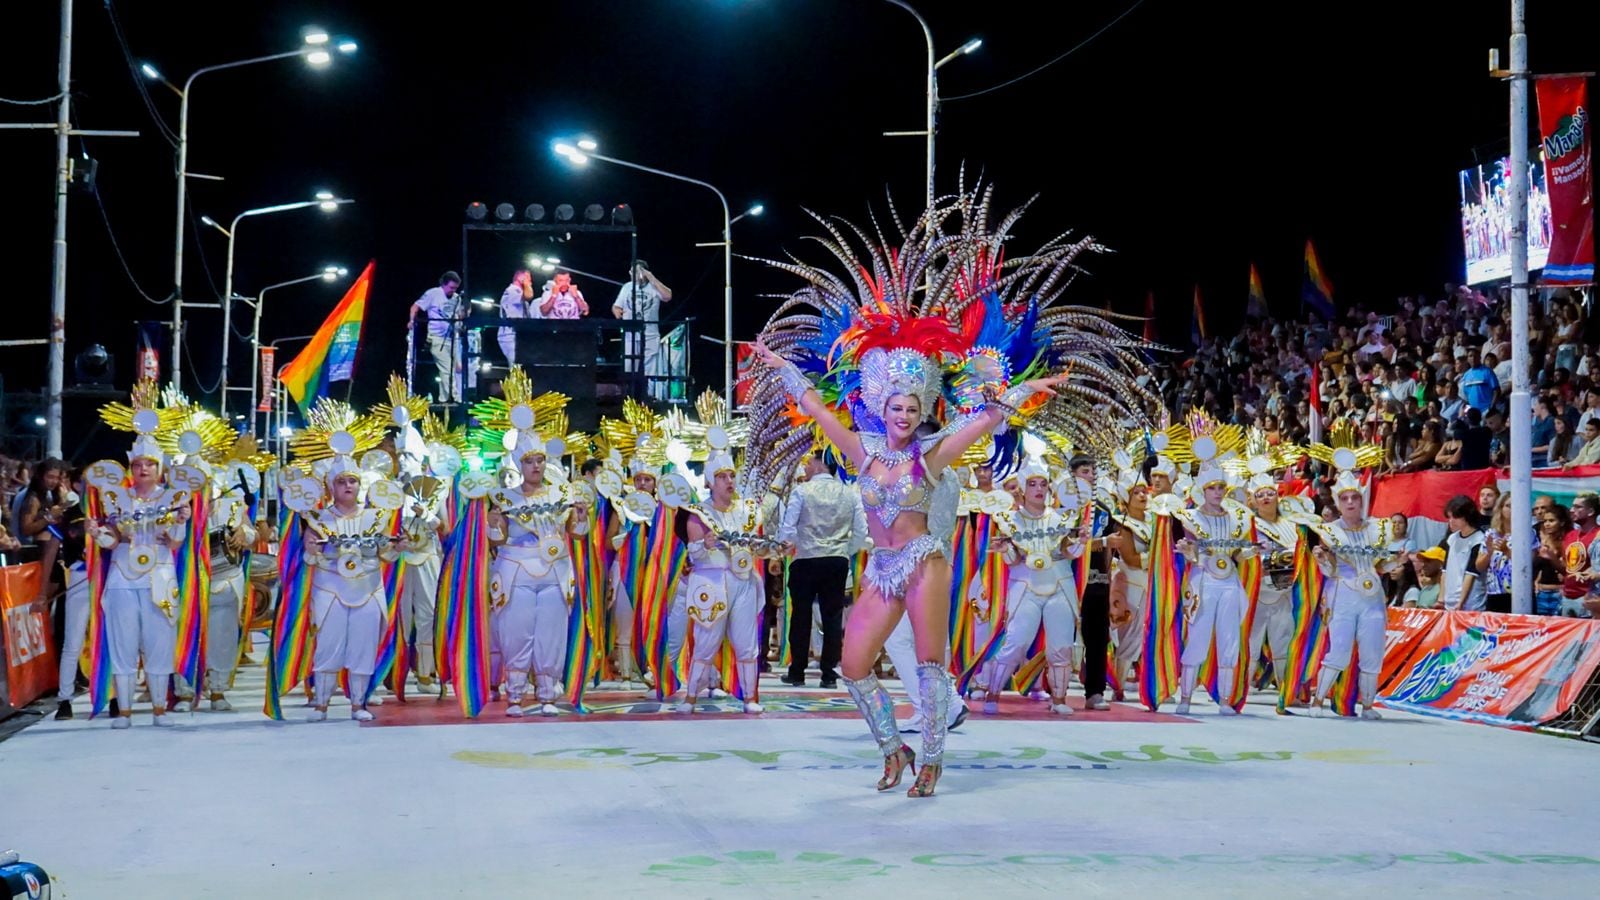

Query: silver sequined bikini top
[858,435,937,529]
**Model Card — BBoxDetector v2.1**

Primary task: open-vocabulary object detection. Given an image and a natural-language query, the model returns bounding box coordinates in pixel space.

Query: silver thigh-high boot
[909,663,950,798]
[843,673,915,791]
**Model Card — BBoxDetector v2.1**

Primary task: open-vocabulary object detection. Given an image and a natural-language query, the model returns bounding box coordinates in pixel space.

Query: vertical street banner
[135,321,163,383]
[258,346,276,412]
[1536,76,1594,285]
[734,342,755,408]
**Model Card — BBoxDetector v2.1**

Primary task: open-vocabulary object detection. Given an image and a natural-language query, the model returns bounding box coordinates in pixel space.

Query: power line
[89,181,170,305]
[943,0,1146,102]
[101,0,180,148]
[0,92,66,106]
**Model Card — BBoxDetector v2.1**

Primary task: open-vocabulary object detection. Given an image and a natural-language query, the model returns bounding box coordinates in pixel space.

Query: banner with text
[1536,76,1594,285]
[1,563,55,708]
[258,346,276,412]
[1379,609,1600,727]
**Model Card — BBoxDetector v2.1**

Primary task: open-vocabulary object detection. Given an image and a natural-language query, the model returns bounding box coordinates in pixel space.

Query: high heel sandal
[907,762,941,798]
[877,745,916,791]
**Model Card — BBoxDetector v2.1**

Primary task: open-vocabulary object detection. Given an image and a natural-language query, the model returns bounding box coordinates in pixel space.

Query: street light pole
[554,144,736,402]
[211,197,352,417]
[47,0,73,459]
[1506,0,1533,615]
[880,2,981,211]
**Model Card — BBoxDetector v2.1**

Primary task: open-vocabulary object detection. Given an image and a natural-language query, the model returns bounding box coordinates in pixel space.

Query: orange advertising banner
[2,563,56,708]
[1378,606,1447,692]
[1379,609,1600,726]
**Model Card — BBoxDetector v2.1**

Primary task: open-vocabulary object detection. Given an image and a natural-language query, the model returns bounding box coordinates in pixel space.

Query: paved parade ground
[5,651,1598,899]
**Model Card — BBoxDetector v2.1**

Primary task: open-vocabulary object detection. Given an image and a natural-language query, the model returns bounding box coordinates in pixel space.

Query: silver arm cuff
[774,362,812,401]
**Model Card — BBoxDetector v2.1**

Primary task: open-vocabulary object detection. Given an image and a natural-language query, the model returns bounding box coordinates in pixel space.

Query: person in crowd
[539,271,590,319]
[409,271,466,402]
[497,268,538,365]
[1440,495,1487,612]
[1534,504,1572,616]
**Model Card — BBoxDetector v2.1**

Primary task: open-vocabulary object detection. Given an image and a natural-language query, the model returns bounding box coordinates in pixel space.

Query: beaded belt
[863,534,945,601]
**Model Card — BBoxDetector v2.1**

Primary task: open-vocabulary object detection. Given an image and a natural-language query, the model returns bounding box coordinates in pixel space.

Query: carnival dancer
[1308,426,1396,719]
[746,182,1157,796]
[274,401,408,722]
[195,439,270,711]
[1171,418,1256,715]
[1234,443,1312,704]
[984,453,1088,716]
[83,390,208,728]
[1106,451,1153,700]
[672,443,766,713]
[488,430,588,716]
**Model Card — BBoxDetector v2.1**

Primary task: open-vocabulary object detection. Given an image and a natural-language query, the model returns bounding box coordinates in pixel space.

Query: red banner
[1369,468,1497,518]
[2,563,55,708]
[1379,609,1600,726]
[734,342,754,409]
[1536,76,1594,285]
[258,346,276,412]
[1378,606,1447,692]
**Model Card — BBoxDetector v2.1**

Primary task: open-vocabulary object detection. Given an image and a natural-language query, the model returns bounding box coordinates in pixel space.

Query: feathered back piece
[743,176,1162,494]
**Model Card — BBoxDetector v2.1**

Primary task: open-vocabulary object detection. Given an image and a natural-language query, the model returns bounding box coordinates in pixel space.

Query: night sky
[5,0,1594,455]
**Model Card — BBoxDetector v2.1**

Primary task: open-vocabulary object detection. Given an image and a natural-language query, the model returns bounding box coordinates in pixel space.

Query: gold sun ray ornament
[208,433,276,472]
[1305,420,1386,471]
[287,398,386,470]
[599,397,668,466]
[420,412,469,453]
[1159,409,1246,466]
[98,379,186,435]
[465,365,572,464]
[370,374,432,433]
[1223,428,1306,478]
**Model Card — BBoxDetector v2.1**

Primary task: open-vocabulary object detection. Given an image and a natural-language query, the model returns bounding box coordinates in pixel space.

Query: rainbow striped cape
[436,497,492,717]
[950,513,1008,692]
[171,490,210,704]
[630,504,685,699]
[364,511,406,704]
[562,513,610,711]
[1278,529,1326,713]
[265,509,315,720]
[82,488,113,717]
[1138,513,1185,711]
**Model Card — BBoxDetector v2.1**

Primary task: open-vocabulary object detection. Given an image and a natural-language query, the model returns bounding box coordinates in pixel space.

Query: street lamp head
[553,141,589,165]
[746,203,765,217]
[306,50,332,66]
[960,37,983,55]
[545,257,560,264]
[303,29,331,45]
[140,63,162,80]
[318,200,339,212]
[576,138,598,152]
[200,215,219,228]
[315,191,335,201]
[337,40,358,55]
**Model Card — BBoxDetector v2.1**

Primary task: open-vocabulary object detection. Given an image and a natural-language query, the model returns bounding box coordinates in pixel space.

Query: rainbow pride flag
[635,504,685,699]
[1138,514,1185,711]
[367,511,407,704]
[279,261,374,419]
[1247,263,1269,319]
[1302,240,1335,320]
[952,514,1007,693]
[563,520,608,710]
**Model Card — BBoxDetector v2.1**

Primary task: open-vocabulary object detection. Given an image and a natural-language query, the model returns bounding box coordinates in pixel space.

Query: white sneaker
[111,716,132,730]
[539,703,559,717]
[674,700,695,714]
[982,700,999,716]
[899,715,925,734]
[209,697,233,712]
[506,703,526,717]
[366,694,384,706]
[1218,705,1239,717]
[1050,702,1074,717]
[351,708,375,722]
[1175,700,1192,715]
[152,714,176,728]
[1087,694,1111,711]
[306,709,327,723]
[1360,707,1383,720]
[742,701,763,714]
[710,688,730,699]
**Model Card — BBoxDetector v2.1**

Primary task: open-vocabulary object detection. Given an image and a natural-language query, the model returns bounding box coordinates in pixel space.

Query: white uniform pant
[57,568,90,700]
[496,328,517,366]
[205,571,244,690]
[642,327,664,401]
[311,591,383,677]
[1322,589,1386,675]
[1180,575,1247,668]
[401,556,440,677]
[884,615,964,722]
[104,587,176,677]
[687,574,761,663]
[1249,585,1296,682]
[665,580,688,665]
[1111,572,1148,673]
[995,583,1079,668]
[427,333,460,402]
[492,580,570,698]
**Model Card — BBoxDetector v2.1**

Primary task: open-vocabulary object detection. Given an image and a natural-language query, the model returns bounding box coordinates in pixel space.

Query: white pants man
[1249,584,1295,692]
[1110,570,1148,694]
[678,568,762,713]
[310,590,384,712]
[1317,586,1386,717]
[400,556,440,684]
[885,615,966,731]
[987,578,1079,715]
[56,565,90,706]
[1178,573,1248,714]
[492,574,571,714]
[202,562,246,708]
[104,571,178,725]
[427,333,461,402]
